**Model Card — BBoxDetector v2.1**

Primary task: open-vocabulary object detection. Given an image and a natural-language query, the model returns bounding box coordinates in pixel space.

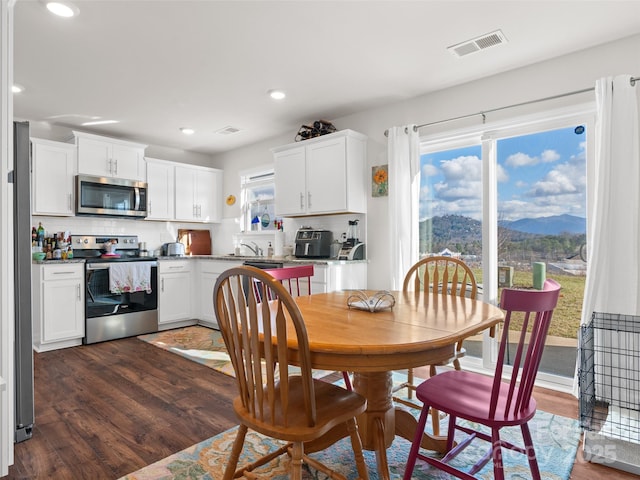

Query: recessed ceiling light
[268,89,286,100]
[42,1,79,18]
[81,120,119,126]
[12,84,25,94]
[180,127,195,135]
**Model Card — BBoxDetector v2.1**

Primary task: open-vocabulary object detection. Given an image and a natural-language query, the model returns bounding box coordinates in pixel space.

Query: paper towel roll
[274,231,284,257]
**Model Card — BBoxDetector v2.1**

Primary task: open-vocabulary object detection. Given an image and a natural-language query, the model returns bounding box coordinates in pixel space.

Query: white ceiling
[13,1,640,155]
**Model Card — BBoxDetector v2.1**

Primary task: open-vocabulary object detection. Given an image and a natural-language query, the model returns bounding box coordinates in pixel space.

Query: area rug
[138,325,333,379]
[120,408,579,479]
[138,325,236,376]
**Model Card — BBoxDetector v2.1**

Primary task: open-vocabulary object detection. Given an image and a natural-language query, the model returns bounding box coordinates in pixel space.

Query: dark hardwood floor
[6,337,637,479]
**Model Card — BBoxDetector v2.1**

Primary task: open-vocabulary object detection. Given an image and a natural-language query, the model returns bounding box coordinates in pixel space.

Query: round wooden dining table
[285,289,505,480]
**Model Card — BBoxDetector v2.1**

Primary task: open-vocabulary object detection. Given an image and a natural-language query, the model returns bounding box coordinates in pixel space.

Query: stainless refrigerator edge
[13,121,34,442]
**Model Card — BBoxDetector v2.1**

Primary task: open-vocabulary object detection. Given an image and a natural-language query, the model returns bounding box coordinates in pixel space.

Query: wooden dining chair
[263,265,353,391]
[213,266,370,480]
[403,279,561,480]
[394,256,478,433]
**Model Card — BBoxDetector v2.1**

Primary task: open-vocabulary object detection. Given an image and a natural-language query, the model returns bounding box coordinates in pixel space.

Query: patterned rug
[120,408,579,479]
[134,326,580,479]
[138,325,236,376]
[137,325,332,379]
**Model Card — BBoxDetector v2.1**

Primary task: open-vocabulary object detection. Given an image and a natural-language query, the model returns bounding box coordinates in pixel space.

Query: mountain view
[420,214,586,260]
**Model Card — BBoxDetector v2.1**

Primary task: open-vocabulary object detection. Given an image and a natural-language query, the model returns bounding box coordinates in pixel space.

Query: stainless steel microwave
[76,175,148,218]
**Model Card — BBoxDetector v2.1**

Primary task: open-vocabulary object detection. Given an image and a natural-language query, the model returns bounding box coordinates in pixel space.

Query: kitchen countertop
[32,256,367,265]
[157,255,367,265]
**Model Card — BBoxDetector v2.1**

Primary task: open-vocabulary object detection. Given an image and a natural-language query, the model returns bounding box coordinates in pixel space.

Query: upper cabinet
[145,158,175,221]
[273,129,367,216]
[31,138,76,216]
[174,165,223,223]
[72,131,147,181]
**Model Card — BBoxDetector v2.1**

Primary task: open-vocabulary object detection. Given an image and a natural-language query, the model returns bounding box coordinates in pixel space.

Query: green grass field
[475,270,585,339]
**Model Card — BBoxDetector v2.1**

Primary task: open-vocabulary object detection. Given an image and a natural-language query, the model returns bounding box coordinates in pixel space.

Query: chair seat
[234,376,368,442]
[415,370,537,427]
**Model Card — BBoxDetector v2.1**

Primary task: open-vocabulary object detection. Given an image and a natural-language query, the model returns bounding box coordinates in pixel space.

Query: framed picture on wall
[372,164,388,197]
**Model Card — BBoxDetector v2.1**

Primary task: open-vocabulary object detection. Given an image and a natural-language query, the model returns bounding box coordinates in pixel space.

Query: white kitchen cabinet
[306,262,367,294]
[30,138,76,216]
[72,131,147,181]
[197,260,241,328]
[145,158,175,220]
[273,129,367,216]
[158,260,194,328]
[32,263,85,352]
[174,165,222,223]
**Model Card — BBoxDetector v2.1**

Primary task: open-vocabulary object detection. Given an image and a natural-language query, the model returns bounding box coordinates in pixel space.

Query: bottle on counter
[37,222,45,246]
[267,242,274,258]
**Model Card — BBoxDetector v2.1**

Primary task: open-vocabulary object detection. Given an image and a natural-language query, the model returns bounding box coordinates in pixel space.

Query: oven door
[84,261,158,343]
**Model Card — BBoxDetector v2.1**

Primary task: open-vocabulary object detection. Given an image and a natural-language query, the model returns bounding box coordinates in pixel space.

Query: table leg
[352,371,395,480]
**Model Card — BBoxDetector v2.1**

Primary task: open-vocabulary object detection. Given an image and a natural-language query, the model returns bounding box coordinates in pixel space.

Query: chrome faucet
[240,242,263,256]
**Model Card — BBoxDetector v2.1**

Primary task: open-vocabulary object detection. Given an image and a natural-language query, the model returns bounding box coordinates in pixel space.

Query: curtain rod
[384,76,639,137]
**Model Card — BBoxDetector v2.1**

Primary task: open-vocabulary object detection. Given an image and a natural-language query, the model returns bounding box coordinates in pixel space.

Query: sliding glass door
[419,109,592,388]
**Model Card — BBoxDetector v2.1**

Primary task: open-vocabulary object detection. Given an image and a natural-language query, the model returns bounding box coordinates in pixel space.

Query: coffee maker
[338,219,366,260]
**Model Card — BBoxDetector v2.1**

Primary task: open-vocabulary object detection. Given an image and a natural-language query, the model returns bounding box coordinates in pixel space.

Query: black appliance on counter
[71,235,158,344]
[294,229,333,258]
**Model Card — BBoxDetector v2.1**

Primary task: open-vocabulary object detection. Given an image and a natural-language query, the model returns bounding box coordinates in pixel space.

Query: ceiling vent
[447,30,507,58]
[216,126,241,135]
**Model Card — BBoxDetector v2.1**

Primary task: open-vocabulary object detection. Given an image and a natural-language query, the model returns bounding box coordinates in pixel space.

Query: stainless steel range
[71,235,158,344]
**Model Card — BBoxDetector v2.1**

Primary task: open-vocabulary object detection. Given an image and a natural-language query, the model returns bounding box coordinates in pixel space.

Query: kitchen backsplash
[33,212,365,258]
[32,215,211,255]
[227,214,367,257]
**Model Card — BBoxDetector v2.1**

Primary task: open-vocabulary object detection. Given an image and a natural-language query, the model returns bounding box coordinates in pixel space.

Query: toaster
[294,229,333,258]
[163,242,185,256]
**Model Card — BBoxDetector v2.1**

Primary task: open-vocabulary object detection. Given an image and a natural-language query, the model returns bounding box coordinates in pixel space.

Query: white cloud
[541,149,560,163]
[505,152,536,167]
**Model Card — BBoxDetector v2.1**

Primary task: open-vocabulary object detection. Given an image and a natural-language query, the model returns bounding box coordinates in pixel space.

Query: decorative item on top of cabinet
[272,129,367,217]
[30,138,76,216]
[71,130,147,181]
[174,164,223,223]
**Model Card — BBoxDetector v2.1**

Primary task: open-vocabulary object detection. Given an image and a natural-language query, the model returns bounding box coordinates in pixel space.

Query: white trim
[1,0,14,474]
[417,101,595,392]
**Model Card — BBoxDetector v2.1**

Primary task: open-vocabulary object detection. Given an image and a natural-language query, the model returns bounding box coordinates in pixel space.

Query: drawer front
[42,264,83,281]
[159,260,191,273]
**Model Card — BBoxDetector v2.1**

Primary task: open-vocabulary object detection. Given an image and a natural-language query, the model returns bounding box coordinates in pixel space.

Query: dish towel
[109,263,152,294]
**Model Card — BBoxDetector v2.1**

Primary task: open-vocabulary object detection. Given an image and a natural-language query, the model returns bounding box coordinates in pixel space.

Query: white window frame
[239,165,275,233]
[420,102,596,393]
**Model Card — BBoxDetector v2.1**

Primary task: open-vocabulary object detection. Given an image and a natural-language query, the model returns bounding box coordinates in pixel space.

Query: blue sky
[420,125,587,222]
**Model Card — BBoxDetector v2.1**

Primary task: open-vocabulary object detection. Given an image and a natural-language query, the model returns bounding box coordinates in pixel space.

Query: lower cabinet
[310,262,367,293]
[158,260,194,330]
[197,260,242,328]
[155,259,367,332]
[32,263,85,352]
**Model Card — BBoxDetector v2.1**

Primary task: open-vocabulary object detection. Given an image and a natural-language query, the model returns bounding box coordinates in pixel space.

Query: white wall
[212,33,640,290]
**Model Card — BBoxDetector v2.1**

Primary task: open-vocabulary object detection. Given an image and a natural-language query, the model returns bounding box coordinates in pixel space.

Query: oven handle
[87,261,158,270]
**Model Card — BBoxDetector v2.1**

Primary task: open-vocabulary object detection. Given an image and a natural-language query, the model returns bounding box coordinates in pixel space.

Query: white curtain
[582,75,640,321]
[387,125,420,289]
[578,75,640,404]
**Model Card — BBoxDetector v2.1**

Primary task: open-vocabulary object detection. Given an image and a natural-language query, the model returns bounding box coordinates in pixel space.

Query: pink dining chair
[403,279,561,480]
[262,265,353,391]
